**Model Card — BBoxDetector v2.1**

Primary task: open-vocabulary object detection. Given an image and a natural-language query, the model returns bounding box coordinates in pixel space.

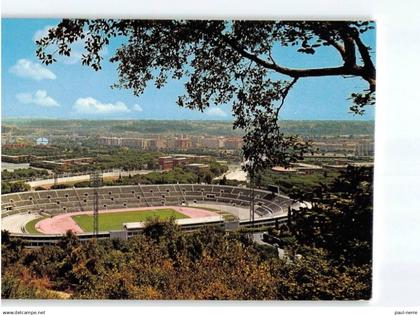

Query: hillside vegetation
[2,119,374,137]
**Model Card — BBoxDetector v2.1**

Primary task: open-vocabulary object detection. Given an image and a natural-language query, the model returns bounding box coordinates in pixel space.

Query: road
[215,163,248,182]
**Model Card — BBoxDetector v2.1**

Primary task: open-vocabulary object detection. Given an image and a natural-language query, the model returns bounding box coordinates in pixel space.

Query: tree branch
[354,35,376,90]
[341,35,356,67]
[221,35,362,79]
[327,39,346,60]
[277,77,299,114]
[354,37,374,69]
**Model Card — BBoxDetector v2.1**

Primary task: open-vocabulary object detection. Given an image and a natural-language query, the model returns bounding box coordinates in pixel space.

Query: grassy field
[71,208,188,232]
[260,169,340,195]
[25,217,46,234]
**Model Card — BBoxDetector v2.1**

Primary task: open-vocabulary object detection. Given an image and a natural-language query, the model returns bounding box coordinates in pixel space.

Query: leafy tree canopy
[36,20,375,174]
[1,221,371,300]
[287,166,373,266]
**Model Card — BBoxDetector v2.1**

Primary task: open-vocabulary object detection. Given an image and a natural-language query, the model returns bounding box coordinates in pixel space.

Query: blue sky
[1,19,375,121]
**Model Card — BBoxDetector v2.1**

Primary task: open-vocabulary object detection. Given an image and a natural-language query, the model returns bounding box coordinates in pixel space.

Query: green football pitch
[71,208,188,232]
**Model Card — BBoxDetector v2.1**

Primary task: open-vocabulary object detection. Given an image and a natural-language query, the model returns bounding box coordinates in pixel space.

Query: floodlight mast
[53,172,58,186]
[246,159,255,225]
[250,174,255,224]
[90,170,102,238]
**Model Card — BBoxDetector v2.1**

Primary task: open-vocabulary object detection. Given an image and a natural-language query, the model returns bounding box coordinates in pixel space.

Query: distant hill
[276,120,374,137]
[2,119,374,137]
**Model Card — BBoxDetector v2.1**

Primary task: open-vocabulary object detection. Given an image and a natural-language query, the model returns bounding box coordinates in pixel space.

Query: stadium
[1,184,300,247]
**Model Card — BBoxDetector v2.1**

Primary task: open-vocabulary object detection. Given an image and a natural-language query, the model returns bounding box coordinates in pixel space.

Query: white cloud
[9,59,56,81]
[33,25,55,42]
[16,90,60,107]
[132,104,143,112]
[73,97,131,115]
[206,107,227,117]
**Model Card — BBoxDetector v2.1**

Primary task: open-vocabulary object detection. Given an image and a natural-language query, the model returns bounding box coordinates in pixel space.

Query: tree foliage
[2,168,49,181]
[1,180,31,194]
[287,166,373,266]
[1,220,371,300]
[36,20,375,174]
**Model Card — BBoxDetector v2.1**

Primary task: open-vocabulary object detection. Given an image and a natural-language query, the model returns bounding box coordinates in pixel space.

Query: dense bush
[1,181,31,194]
[2,219,371,300]
[1,168,49,181]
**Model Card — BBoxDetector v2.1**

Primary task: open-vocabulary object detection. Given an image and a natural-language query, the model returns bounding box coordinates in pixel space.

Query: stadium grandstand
[1,184,304,247]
